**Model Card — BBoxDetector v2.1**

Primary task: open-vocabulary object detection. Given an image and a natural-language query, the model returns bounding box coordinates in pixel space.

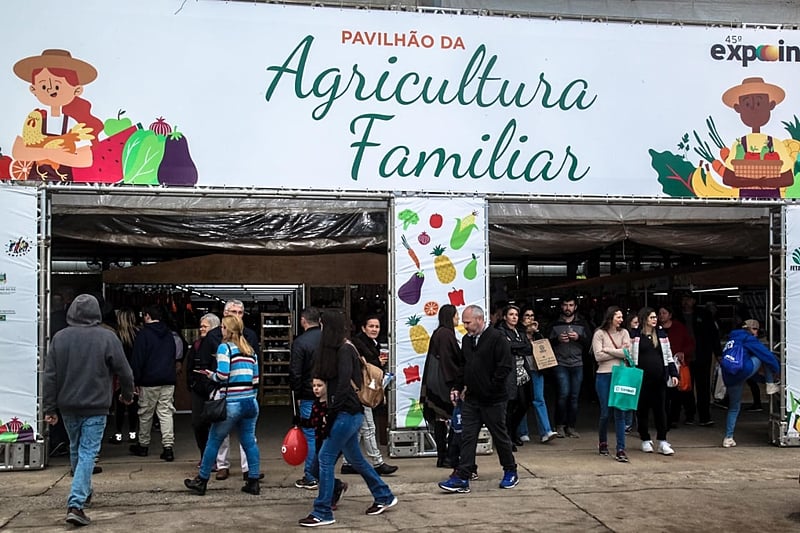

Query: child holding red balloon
[305,378,348,510]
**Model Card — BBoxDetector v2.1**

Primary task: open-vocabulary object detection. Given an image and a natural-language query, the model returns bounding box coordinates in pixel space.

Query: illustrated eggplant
[398,271,425,305]
[157,126,198,186]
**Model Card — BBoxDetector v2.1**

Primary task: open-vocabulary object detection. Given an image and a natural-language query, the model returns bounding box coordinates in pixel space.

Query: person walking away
[678,292,721,426]
[290,307,323,489]
[438,305,518,494]
[631,308,679,456]
[420,304,461,468]
[44,294,135,527]
[522,307,558,443]
[185,315,262,495]
[549,296,592,438]
[129,305,177,462]
[496,304,532,450]
[185,312,220,464]
[591,306,632,462]
[658,305,698,427]
[721,319,780,448]
[108,308,140,444]
[298,310,397,527]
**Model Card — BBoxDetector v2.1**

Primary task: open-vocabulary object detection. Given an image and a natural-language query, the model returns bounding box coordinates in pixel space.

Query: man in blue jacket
[129,305,177,461]
[721,319,780,448]
[44,294,134,527]
[438,305,517,494]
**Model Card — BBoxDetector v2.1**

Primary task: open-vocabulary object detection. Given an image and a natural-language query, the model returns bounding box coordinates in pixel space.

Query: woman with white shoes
[630,307,679,456]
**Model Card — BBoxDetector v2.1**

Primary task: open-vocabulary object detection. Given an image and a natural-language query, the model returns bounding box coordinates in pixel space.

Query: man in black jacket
[438,305,518,494]
[289,307,322,489]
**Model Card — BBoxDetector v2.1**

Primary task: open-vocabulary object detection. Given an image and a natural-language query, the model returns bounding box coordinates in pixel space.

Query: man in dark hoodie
[129,305,177,461]
[44,294,134,527]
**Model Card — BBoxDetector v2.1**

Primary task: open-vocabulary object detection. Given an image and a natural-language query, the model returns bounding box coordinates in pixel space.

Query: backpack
[347,341,385,408]
[720,338,745,374]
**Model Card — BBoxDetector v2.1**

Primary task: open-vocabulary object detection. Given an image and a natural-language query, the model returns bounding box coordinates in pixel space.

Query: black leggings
[112,388,139,434]
[637,376,668,442]
[506,382,532,441]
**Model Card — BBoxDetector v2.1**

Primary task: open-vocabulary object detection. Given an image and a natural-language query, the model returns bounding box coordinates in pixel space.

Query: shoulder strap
[605,330,620,349]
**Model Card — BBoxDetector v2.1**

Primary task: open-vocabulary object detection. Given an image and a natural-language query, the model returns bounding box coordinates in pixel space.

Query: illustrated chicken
[21,109,95,180]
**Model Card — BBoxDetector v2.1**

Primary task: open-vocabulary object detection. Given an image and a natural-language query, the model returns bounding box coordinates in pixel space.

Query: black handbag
[200,379,228,424]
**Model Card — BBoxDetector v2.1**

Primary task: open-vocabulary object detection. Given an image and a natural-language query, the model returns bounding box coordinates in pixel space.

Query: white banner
[392,196,486,428]
[3,1,800,198]
[784,205,800,438]
[0,185,38,442]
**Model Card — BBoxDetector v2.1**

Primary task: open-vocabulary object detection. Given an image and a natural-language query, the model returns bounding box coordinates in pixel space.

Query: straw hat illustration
[722,77,785,108]
[13,49,97,85]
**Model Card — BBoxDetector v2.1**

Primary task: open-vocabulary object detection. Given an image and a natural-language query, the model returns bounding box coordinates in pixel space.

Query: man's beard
[562,309,574,318]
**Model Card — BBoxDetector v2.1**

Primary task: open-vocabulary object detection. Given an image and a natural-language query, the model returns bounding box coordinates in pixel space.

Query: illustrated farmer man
[719,77,794,198]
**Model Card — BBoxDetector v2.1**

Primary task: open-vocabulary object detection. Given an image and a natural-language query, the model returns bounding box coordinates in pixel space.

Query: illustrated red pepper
[763,151,781,161]
[448,287,465,306]
[0,147,12,180]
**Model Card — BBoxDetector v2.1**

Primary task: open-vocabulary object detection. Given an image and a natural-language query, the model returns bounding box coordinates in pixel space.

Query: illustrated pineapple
[406,315,430,354]
[431,244,456,284]
[781,116,800,198]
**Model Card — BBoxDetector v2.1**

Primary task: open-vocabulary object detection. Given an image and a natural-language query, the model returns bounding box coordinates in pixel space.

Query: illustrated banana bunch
[691,165,737,198]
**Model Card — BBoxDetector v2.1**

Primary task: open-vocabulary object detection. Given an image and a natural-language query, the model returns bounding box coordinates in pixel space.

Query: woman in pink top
[591,306,632,462]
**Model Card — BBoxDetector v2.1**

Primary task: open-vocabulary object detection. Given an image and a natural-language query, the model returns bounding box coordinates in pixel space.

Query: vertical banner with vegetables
[392,196,486,429]
[784,205,800,439]
[0,185,38,442]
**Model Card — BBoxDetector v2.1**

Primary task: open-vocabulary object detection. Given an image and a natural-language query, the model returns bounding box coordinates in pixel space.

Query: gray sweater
[43,294,134,417]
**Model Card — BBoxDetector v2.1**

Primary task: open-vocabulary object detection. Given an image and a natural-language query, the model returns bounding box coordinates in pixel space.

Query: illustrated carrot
[401,235,421,270]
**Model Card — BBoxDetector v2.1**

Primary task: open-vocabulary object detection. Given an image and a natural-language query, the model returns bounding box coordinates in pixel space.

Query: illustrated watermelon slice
[72,125,138,183]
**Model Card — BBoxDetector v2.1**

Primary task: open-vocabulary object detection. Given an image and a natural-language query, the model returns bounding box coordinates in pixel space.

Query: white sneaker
[541,431,558,443]
[641,440,654,453]
[657,440,675,455]
[766,383,781,395]
[519,435,530,442]
[722,437,737,448]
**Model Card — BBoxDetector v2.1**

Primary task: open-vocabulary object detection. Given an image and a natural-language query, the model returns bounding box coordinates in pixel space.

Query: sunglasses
[523,314,534,318]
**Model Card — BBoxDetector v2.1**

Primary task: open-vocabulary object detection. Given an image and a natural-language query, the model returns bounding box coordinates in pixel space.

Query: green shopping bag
[608,350,643,411]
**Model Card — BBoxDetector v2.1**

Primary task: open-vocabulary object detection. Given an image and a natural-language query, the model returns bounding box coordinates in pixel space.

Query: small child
[307,377,348,509]
[447,399,478,480]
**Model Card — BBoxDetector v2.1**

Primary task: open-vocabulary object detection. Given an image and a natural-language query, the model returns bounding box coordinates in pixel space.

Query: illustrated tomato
[744,152,761,160]
[763,152,781,161]
[429,213,443,229]
[423,301,439,316]
[0,147,12,180]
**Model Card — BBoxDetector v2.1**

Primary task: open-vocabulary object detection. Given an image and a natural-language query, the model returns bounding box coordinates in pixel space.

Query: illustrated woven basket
[732,159,782,180]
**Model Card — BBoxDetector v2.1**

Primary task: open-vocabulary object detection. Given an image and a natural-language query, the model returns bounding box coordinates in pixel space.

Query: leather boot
[241,478,260,495]
[184,475,208,496]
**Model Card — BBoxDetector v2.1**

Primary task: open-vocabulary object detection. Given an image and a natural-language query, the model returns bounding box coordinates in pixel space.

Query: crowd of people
[42,289,780,526]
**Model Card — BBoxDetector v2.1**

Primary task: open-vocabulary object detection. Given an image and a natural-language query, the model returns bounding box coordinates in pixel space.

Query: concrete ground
[2,400,800,532]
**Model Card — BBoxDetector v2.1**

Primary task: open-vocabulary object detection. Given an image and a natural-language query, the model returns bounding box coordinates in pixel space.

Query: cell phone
[193,369,207,374]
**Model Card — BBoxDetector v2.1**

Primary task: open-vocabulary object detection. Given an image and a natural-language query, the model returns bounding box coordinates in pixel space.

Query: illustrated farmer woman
[11,49,103,181]
[719,77,794,198]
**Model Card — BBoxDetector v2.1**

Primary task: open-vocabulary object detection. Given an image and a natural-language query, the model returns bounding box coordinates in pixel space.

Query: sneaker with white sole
[439,475,471,493]
[298,514,335,527]
[767,382,781,395]
[499,470,519,489]
[657,440,675,455]
[365,496,398,515]
[295,477,319,490]
[641,440,654,453]
[541,431,558,443]
[519,435,530,442]
[722,437,737,448]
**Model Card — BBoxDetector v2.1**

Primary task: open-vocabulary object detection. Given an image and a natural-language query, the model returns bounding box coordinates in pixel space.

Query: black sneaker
[129,444,149,457]
[332,481,348,510]
[340,463,356,475]
[295,477,319,489]
[615,450,629,463]
[375,463,398,476]
[365,496,398,515]
[744,404,763,412]
[298,514,335,527]
[160,447,174,462]
[599,442,609,456]
[698,420,715,427]
[107,433,123,445]
[66,507,90,526]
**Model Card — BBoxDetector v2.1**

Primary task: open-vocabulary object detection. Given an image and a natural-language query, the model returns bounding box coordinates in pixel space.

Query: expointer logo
[710,38,800,67]
[791,248,800,271]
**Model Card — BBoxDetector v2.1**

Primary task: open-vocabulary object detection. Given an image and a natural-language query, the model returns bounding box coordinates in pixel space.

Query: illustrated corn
[431,244,456,284]
[450,210,479,250]
[406,315,430,354]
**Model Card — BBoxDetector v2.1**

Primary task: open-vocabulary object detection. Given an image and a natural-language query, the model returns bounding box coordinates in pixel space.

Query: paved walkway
[2,403,800,532]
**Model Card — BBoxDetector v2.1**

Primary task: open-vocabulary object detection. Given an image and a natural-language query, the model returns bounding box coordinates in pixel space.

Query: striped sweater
[212,341,258,401]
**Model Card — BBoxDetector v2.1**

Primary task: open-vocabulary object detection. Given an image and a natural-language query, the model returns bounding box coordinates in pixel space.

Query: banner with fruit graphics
[392,196,487,429]
[0,185,38,442]
[784,205,800,439]
[5,1,800,198]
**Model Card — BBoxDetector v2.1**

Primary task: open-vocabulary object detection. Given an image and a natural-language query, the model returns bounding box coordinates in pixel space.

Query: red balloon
[281,426,308,466]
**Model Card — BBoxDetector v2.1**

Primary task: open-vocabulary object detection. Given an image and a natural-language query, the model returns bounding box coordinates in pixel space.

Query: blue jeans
[300,400,317,481]
[595,373,627,452]
[530,371,553,436]
[726,357,772,438]
[554,365,582,428]
[199,398,260,480]
[62,415,106,509]
[312,411,394,521]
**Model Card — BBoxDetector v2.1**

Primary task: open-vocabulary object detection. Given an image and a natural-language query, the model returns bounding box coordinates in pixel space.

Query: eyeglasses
[523,314,534,318]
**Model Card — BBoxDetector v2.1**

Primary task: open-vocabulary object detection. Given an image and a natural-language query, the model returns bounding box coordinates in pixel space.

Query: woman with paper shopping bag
[591,306,633,463]
[631,308,679,456]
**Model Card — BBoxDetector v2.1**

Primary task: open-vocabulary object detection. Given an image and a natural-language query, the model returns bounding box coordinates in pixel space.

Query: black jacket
[130,321,177,387]
[351,332,383,369]
[453,325,513,405]
[193,325,260,396]
[289,326,321,400]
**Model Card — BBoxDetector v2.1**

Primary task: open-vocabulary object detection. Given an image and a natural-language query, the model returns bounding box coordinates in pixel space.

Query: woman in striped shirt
[184,315,261,496]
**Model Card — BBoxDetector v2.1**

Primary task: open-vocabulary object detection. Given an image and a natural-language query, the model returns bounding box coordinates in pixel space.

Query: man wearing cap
[719,77,795,198]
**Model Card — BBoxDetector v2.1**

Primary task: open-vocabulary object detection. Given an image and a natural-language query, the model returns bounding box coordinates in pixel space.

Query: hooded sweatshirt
[43,294,134,416]
[721,328,780,386]
[130,320,177,386]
